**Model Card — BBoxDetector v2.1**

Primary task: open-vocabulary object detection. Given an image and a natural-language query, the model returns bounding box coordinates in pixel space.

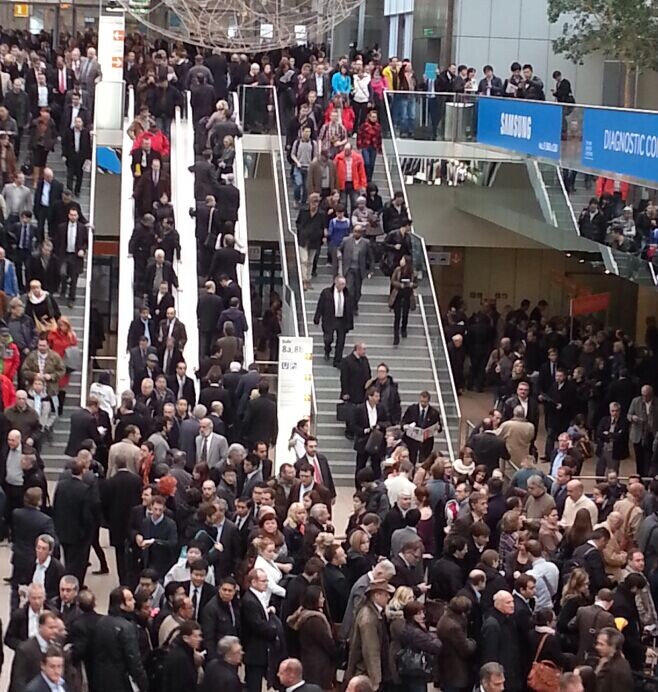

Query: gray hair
[217,635,241,657]
[193,404,208,419]
[36,534,55,551]
[480,662,505,683]
[215,498,229,512]
[527,474,544,488]
[372,559,396,579]
[309,503,328,520]
[512,405,526,419]
[60,575,80,592]
[27,582,46,597]
[228,443,246,459]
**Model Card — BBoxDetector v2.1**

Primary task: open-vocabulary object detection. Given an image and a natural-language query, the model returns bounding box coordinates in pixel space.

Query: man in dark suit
[542,368,576,459]
[205,49,229,99]
[33,167,63,240]
[502,380,540,440]
[101,457,142,585]
[538,348,560,396]
[401,391,443,464]
[233,497,254,558]
[64,398,101,458]
[241,567,281,692]
[339,225,374,314]
[216,179,241,225]
[55,207,87,306]
[10,615,60,692]
[288,462,333,508]
[201,577,241,661]
[10,488,57,601]
[49,54,77,125]
[59,91,90,136]
[159,335,184,378]
[181,558,216,621]
[353,387,389,485]
[197,280,224,357]
[26,238,60,294]
[127,307,157,350]
[189,151,221,201]
[144,250,178,306]
[4,582,54,651]
[129,336,158,386]
[277,658,324,692]
[134,157,170,218]
[390,540,427,596]
[158,307,187,352]
[469,417,511,475]
[305,64,331,107]
[242,380,278,449]
[294,435,336,501]
[138,495,178,579]
[51,459,97,585]
[168,361,197,408]
[595,401,629,476]
[199,370,234,427]
[314,276,354,367]
[218,275,242,311]
[61,117,91,196]
[209,234,245,285]
[11,210,39,291]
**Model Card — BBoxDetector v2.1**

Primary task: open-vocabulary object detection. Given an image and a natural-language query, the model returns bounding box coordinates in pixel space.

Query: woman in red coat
[47,316,78,415]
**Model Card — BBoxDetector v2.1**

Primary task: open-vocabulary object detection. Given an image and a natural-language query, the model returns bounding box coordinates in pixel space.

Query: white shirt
[28,607,40,638]
[254,555,285,598]
[366,401,378,428]
[315,74,324,96]
[334,288,344,318]
[37,85,48,106]
[32,555,51,586]
[249,585,272,613]
[287,682,306,692]
[70,105,80,129]
[41,180,51,207]
[519,397,528,417]
[67,221,77,253]
[74,130,81,152]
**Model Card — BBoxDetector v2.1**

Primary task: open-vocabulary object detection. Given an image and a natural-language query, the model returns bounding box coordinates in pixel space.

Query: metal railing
[382,92,461,458]
[173,97,200,390]
[115,86,136,395]
[231,91,255,367]
[79,132,97,403]
[527,160,557,227]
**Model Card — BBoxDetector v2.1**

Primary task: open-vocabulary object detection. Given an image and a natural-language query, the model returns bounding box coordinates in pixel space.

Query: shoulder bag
[527,633,561,692]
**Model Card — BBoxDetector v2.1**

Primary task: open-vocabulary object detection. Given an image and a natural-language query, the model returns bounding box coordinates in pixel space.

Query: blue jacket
[331,72,352,95]
[328,217,351,247]
[2,259,19,297]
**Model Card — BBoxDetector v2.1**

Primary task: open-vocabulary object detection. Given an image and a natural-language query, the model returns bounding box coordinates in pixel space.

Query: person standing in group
[388,255,416,346]
[357,109,382,183]
[296,192,325,289]
[338,224,373,316]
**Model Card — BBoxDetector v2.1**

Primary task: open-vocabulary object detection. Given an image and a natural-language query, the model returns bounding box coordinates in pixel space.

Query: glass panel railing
[382,95,462,457]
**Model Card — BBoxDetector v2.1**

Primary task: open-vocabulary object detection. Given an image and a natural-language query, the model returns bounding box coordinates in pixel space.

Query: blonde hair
[314,532,335,550]
[349,529,369,553]
[388,585,414,611]
[254,536,275,554]
[284,501,305,529]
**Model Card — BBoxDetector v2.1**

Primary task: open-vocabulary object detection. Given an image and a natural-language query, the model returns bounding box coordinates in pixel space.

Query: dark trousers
[345,268,363,311]
[634,438,653,477]
[35,206,50,240]
[245,664,268,692]
[596,454,621,477]
[14,128,23,158]
[14,247,31,291]
[355,450,382,488]
[353,101,369,130]
[4,483,23,531]
[341,183,358,217]
[62,540,91,586]
[91,523,108,571]
[405,438,434,465]
[467,350,488,391]
[393,293,410,338]
[66,158,84,195]
[199,330,215,359]
[61,253,82,301]
[323,322,347,366]
[114,544,128,587]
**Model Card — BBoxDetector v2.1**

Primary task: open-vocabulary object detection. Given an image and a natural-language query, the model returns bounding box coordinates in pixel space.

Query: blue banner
[476,97,562,160]
[582,108,658,184]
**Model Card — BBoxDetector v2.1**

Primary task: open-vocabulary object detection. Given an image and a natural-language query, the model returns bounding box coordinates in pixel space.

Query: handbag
[364,427,384,456]
[527,633,561,692]
[64,345,82,373]
[396,647,432,679]
[336,401,355,423]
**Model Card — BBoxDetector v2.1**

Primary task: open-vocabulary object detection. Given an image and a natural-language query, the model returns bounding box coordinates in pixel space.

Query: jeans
[393,292,411,338]
[362,146,377,182]
[341,182,358,216]
[398,96,417,136]
[292,166,308,205]
[155,116,171,139]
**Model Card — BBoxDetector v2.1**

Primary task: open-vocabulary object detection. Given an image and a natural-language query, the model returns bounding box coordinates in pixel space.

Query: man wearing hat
[136,353,162,392]
[345,580,394,689]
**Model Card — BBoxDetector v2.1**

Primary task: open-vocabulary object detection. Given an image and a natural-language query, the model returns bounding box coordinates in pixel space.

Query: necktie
[229,601,235,627]
[153,171,159,185]
[312,458,322,485]
[192,588,199,618]
[419,408,426,427]
[59,70,65,94]
[20,224,28,250]
[201,437,208,462]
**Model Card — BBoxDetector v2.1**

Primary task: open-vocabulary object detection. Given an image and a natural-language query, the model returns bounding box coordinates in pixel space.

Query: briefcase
[364,428,384,456]
[336,401,354,423]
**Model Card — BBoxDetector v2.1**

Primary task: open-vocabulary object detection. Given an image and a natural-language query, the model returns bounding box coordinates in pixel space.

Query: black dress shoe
[92,568,110,575]
[323,354,330,362]
[401,329,407,338]
[393,335,400,345]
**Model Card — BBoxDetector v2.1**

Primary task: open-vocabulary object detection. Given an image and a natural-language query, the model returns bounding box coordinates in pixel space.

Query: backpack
[145,625,179,690]
[561,545,596,582]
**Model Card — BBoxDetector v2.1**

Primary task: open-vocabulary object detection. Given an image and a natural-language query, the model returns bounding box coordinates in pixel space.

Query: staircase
[39,143,88,477]
[284,156,451,485]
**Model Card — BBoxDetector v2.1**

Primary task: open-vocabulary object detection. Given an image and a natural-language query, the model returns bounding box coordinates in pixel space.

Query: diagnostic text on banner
[275,336,313,470]
[476,97,562,160]
[582,107,658,185]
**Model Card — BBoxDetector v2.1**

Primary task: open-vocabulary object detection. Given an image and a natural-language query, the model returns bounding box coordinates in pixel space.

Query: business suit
[338,235,373,311]
[33,177,64,238]
[199,384,234,427]
[197,290,224,356]
[314,285,354,366]
[134,169,171,218]
[209,246,245,284]
[477,76,504,96]
[628,395,658,476]
[9,636,42,692]
[59,102,90,135]
[288,479,333,509]
[544,380,576,458]
[181,579,215,620]
[353,401,389,483]
[79,57,101,103]
[4,603,54,651]
[469,430,510,474]
[158,317,187,352]
[52,475,96,585]
[10,505,56,586]
[294,453,336,499]
[65,407,100,457]
[190,160,221,201]
[144,260,178,304]
[131,148,161,178]
[195,432,228,468]
[101,469,142,585]
[128,345,157,385]
[240,588,280,692]
[10,220,39,291]
[502,394,540,431]
[401,403,442,464]
[62,126,92,195]
[55,220,87,302]
[168,374,197,407]
[242,395,278,447]
[595,414,629,475]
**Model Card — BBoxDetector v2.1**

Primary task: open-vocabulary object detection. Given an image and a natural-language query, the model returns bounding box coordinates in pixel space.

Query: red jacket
[0,374,16,409]
[324,102,356,134]
[1,342,20,382]
[595,177,629,200]
[131,130,170,158]
[334,150,367,191]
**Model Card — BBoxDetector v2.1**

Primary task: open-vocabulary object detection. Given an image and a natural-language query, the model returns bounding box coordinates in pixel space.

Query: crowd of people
[0,23,656,692]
